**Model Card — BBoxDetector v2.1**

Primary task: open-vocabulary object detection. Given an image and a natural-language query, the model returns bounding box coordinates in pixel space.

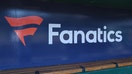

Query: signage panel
[0,2,132,70]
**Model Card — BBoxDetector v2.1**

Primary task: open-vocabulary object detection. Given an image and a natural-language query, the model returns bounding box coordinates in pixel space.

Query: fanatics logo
[4,16,123,46]
[5,16,43,46]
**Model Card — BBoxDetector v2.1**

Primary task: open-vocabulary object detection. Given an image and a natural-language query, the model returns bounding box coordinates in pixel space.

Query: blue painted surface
[0,1,132,70]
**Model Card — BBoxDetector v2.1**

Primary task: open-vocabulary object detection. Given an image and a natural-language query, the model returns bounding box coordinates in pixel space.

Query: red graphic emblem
[5,16,43,46]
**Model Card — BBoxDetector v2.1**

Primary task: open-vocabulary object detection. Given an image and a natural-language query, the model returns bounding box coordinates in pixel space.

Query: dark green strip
[76,66,132,74]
